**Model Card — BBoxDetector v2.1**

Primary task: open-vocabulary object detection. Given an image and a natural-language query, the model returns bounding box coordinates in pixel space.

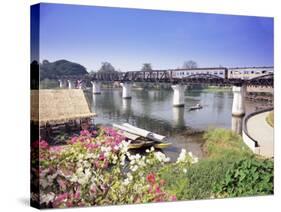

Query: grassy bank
[200,86,231,92]
[160,128,273,200]
[266,111,274,127]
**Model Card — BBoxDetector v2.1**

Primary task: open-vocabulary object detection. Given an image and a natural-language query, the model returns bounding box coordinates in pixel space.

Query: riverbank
[33,127,273,208]
[159,128,273,200]
[266,111,274,127]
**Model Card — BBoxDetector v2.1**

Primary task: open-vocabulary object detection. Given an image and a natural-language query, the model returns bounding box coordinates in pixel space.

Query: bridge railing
[56,72,273,87]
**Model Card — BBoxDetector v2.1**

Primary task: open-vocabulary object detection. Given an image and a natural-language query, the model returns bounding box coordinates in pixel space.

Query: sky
[35,3,274,72]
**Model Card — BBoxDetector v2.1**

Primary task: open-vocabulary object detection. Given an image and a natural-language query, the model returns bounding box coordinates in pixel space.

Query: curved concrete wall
[242,131,260,154]
[242,107,273,155]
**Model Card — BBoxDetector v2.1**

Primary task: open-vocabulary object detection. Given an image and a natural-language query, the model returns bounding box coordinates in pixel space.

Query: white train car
[228,67,273,80]
[171,68,228,79]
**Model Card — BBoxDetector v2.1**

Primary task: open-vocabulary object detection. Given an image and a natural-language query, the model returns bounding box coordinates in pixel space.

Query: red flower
[146,172,156,184]
[99,153,105,161]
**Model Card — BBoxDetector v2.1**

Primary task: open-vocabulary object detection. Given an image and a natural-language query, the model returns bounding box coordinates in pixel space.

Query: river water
[84,88,264,161]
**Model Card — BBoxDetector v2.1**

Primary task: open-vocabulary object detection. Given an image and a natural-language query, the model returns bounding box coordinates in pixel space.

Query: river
[84,88,265,161]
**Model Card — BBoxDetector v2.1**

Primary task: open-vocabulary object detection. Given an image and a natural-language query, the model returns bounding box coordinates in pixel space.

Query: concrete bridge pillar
[120,82,132,99]
[91,81,101,94]
[77,80,83,89]
[58,80,64,88]
[67,80,74,89]
[171,84,186,107]
[232,85,246,116]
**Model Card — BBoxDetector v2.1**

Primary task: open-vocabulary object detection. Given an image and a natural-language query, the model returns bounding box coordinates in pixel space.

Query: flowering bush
[31,127,197,208]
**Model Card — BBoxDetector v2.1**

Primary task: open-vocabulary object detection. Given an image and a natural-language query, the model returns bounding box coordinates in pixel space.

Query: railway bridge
[57,70,273,117]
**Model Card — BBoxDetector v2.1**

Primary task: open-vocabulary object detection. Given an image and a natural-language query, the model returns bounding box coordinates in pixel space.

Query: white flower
[130,165,139,172]
[183,168,187,173]
[192,156,199,164]
[126,172,133,181]
[40,178,50,189]
[40,192,55,204]
[120,155,126,166]
[70,174,78,182]
[135,153,141,160]
[154,151,170,163]
[176,149,187,163]
[78,177,88,185]
[123,178,130,185]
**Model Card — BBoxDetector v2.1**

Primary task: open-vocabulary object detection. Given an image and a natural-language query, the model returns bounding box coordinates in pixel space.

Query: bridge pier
[67,80,74,89]
[171,84,186,107]
[91,81,101,94]
[77,80,83,89]
[232,85,246,116]
[58,80,64,88]
[120,82,132,99]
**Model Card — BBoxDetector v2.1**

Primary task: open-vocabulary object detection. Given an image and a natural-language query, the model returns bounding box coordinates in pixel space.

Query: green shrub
[203,128,252,160]
[159,157,236,200]
[214,157,274,197]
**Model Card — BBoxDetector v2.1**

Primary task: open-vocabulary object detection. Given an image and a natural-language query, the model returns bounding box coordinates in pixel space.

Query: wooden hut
[31,89,96,142]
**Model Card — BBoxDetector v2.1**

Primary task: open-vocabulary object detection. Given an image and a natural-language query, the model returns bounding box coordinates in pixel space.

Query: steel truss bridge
[59,71,274,87]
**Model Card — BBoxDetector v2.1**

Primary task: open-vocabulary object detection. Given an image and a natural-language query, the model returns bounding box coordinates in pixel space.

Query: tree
[98,62,116,73]
[39,59,88,80]
[141,63,152,71]
[183,60,198,69]
[89,70,96,75]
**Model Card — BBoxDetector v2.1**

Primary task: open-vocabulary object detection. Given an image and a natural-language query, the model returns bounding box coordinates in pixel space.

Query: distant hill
[40,59,88,80]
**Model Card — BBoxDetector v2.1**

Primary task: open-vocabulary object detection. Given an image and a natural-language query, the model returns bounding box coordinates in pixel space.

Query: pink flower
[53,193,68,207]
[74,191,80,199]
[103,159,109,169]
[92,130,98,135]
[105,127,118,137]
[80,130,90,136]
[155,186,161,194]
[57,179,66,190]
[90,185,97,194]
[85,143,98,150]
[170,195,177,201]
[66,201,73,207]
[99,153,105,161]
[49,146,62,152]
[40,140,49,149]
[95,161,100,168]
[70,136,78,144]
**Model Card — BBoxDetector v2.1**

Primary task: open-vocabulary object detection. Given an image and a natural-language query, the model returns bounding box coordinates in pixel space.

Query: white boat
[122,123,167,142]
[112,123,152,138]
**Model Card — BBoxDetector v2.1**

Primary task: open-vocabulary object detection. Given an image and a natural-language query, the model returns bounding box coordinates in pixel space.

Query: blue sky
[36,3,274,71]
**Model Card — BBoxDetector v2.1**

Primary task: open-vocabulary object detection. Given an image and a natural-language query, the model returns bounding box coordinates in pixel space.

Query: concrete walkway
[246,111,274,158]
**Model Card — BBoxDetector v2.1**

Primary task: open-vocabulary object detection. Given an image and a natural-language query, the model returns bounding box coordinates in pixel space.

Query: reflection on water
[86,89,234,133]
[85,88,261,159]
[172,107,185,128]
[231,116,243,135]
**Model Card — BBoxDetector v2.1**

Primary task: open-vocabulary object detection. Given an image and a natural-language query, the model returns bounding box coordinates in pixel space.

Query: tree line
[39,59,199,80]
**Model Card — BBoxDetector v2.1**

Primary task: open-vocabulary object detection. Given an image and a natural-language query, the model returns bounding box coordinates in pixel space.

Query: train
[139,66,273,81]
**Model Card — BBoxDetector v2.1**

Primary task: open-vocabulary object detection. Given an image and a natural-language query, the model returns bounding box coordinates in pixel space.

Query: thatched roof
[31,89,96,125]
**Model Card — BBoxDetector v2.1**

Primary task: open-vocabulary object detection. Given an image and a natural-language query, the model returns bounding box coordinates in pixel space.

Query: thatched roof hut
[31,89,96,125]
